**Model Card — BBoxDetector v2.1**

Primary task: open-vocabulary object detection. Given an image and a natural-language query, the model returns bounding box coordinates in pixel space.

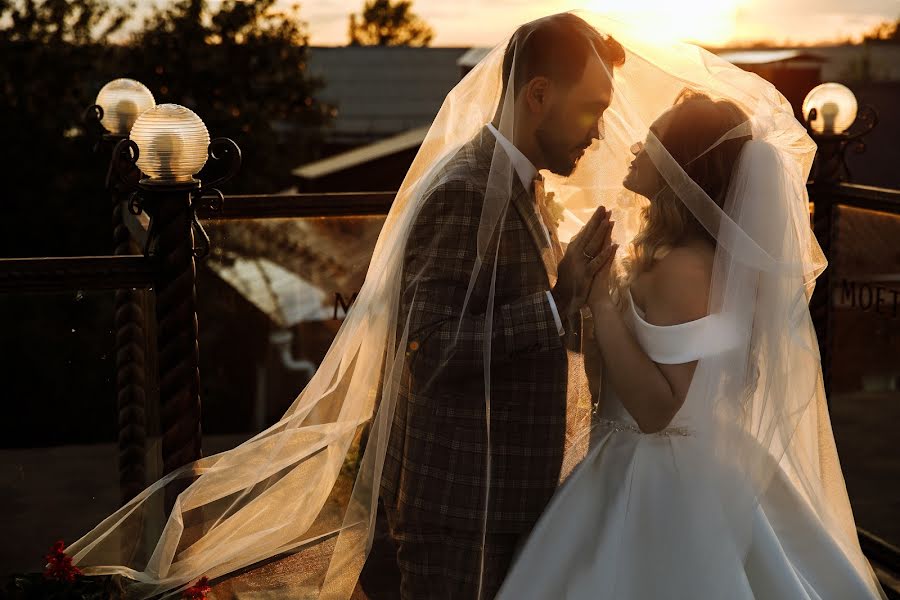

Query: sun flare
[582,0,747,46]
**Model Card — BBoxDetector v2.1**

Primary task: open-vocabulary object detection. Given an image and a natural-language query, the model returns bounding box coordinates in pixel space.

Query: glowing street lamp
[129,104,211,185]
[84,78,156,144]
[802,82,878,183]
[95,78,156,137]
[110,102,239,259]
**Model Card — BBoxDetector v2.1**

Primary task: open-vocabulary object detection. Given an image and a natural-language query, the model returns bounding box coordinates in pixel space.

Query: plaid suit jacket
[381,127,572,535]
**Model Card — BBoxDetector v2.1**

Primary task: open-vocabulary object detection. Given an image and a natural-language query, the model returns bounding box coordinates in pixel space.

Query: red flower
[183,576,211,600]
[43,540,83,583]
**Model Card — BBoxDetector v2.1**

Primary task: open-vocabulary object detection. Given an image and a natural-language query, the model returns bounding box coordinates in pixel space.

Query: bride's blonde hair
[618,90,751,291]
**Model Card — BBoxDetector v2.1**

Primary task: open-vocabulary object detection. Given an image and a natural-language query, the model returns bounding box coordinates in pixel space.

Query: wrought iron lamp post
[87,79,156,506]
[803,82,878,185]
[802,82,878,399]
[108,104,240,511]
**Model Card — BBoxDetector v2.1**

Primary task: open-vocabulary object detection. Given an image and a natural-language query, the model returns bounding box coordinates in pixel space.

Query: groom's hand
[552,206,614,317]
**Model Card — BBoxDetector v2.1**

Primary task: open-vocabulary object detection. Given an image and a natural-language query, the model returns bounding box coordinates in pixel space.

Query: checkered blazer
[381,127,573,535]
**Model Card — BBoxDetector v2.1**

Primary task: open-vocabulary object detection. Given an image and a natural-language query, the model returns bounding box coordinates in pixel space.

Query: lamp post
[88,78,156,507]
[110,104,240,512]
[802,82,878,399]
[803,82,878,185]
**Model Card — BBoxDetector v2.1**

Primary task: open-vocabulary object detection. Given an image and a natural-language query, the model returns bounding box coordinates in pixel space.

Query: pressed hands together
[550,205,618,321]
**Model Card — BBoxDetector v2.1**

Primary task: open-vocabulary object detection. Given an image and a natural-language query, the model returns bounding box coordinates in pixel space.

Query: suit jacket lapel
[510,178,559,287]
[473,126,558,287]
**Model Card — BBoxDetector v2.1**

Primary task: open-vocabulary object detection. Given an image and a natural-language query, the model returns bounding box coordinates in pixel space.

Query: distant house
[457,47,492,79]
[207,253,334,328]
[294,46,474,191]
[716,49,826,119]
[294,43,899,191]
[292,125,429,192]
[307,46,470,148]
[198,215,386,431]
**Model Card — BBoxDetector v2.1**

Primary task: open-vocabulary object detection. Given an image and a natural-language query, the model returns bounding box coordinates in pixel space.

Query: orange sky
[297,0,897,47]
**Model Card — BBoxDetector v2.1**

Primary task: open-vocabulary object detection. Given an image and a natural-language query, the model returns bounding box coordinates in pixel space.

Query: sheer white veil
[66,11,880,599]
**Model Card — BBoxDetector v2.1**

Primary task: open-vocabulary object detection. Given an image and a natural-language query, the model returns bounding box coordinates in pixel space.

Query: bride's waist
[595,417,694,438]
[598,389,699,437]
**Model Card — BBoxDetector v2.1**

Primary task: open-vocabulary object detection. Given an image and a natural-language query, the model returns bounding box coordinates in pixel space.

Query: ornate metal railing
[811,183,900,597]
[808,183,900,400]
[0,190,395,513]
[2,183,898,474]
[860,529,900,599]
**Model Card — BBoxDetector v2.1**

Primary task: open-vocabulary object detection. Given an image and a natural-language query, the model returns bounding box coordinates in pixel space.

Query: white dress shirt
[486,123,565,337]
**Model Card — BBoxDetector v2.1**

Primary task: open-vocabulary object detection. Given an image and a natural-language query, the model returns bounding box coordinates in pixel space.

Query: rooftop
[308,46,469,142]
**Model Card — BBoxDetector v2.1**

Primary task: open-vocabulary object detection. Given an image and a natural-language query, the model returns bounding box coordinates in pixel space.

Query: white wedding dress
[496,291,883,600]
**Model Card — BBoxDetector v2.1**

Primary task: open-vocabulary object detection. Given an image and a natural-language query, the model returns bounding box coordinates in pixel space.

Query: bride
[65,12,885,600]
[496,88,886,598]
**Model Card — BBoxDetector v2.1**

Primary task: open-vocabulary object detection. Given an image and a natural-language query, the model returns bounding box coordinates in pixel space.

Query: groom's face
[536,54,612,177]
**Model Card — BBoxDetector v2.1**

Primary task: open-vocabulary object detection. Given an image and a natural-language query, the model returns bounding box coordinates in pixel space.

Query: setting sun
[582,0,745,45]
[296,0,897,48]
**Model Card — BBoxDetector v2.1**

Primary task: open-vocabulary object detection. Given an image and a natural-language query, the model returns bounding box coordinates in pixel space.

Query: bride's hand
[587,229,618,313]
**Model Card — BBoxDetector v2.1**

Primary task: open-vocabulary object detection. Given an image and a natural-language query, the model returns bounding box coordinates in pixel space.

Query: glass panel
[0,289,161,575]
[199,215,386,436]
[828,204,900,547]
[0,213,387,578]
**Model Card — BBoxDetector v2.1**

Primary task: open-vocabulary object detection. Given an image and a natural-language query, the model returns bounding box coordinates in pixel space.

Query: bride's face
[623,110,674,199]
[535,54,612,177]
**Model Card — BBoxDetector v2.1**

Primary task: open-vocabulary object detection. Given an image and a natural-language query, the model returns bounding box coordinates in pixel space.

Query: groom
[380,14,625,599]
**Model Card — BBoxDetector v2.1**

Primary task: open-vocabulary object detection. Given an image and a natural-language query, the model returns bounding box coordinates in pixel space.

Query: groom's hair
[500,13,625,101]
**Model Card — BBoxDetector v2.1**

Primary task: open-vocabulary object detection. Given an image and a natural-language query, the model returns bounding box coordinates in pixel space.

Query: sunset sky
[297,0,898,47]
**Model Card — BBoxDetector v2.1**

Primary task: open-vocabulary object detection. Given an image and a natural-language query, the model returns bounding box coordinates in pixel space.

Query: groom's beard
[536,120,586,177]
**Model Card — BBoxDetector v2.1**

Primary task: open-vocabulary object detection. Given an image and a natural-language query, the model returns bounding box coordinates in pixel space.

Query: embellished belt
[596,418,693,438]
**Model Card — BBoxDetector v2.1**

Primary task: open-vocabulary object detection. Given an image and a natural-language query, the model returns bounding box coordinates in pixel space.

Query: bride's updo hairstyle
[622,89,751,282]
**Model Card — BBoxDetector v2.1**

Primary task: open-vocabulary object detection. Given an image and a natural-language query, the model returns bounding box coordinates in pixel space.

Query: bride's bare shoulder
[643,243,714,326]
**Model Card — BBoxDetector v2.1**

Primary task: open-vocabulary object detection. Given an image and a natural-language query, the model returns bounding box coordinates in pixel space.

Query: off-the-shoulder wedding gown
[496,291,884,599]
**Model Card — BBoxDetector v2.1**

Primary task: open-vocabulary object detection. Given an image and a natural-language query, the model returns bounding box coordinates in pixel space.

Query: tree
[348,0,434,47]
[0,0,331,254]
[0,0,331,446]
[0,1,135,449]
[0,0,135,258]
[127,0,331,194]
[863,17,900,43]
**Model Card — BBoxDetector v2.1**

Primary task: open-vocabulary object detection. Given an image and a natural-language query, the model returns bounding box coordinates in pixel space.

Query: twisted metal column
[112,198,149,505]
[148,188,203,511]
[108,140,149,507]
[113,137,239,516]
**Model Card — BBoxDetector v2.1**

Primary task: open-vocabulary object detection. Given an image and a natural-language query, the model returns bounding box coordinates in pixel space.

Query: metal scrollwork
[187,137,241,261]
[128,191,144,216]
[189,188,225,260]
[847,104,879,140]
[197,137,242,191]
[82,104,108,152]
[106,139,142,193]
[806,104,880,184]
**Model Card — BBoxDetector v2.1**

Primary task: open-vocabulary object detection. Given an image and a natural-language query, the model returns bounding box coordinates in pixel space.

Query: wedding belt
[596,418,693,438]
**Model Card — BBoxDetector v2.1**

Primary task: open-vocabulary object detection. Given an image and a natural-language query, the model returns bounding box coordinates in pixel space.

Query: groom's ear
[524,76,552,115]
